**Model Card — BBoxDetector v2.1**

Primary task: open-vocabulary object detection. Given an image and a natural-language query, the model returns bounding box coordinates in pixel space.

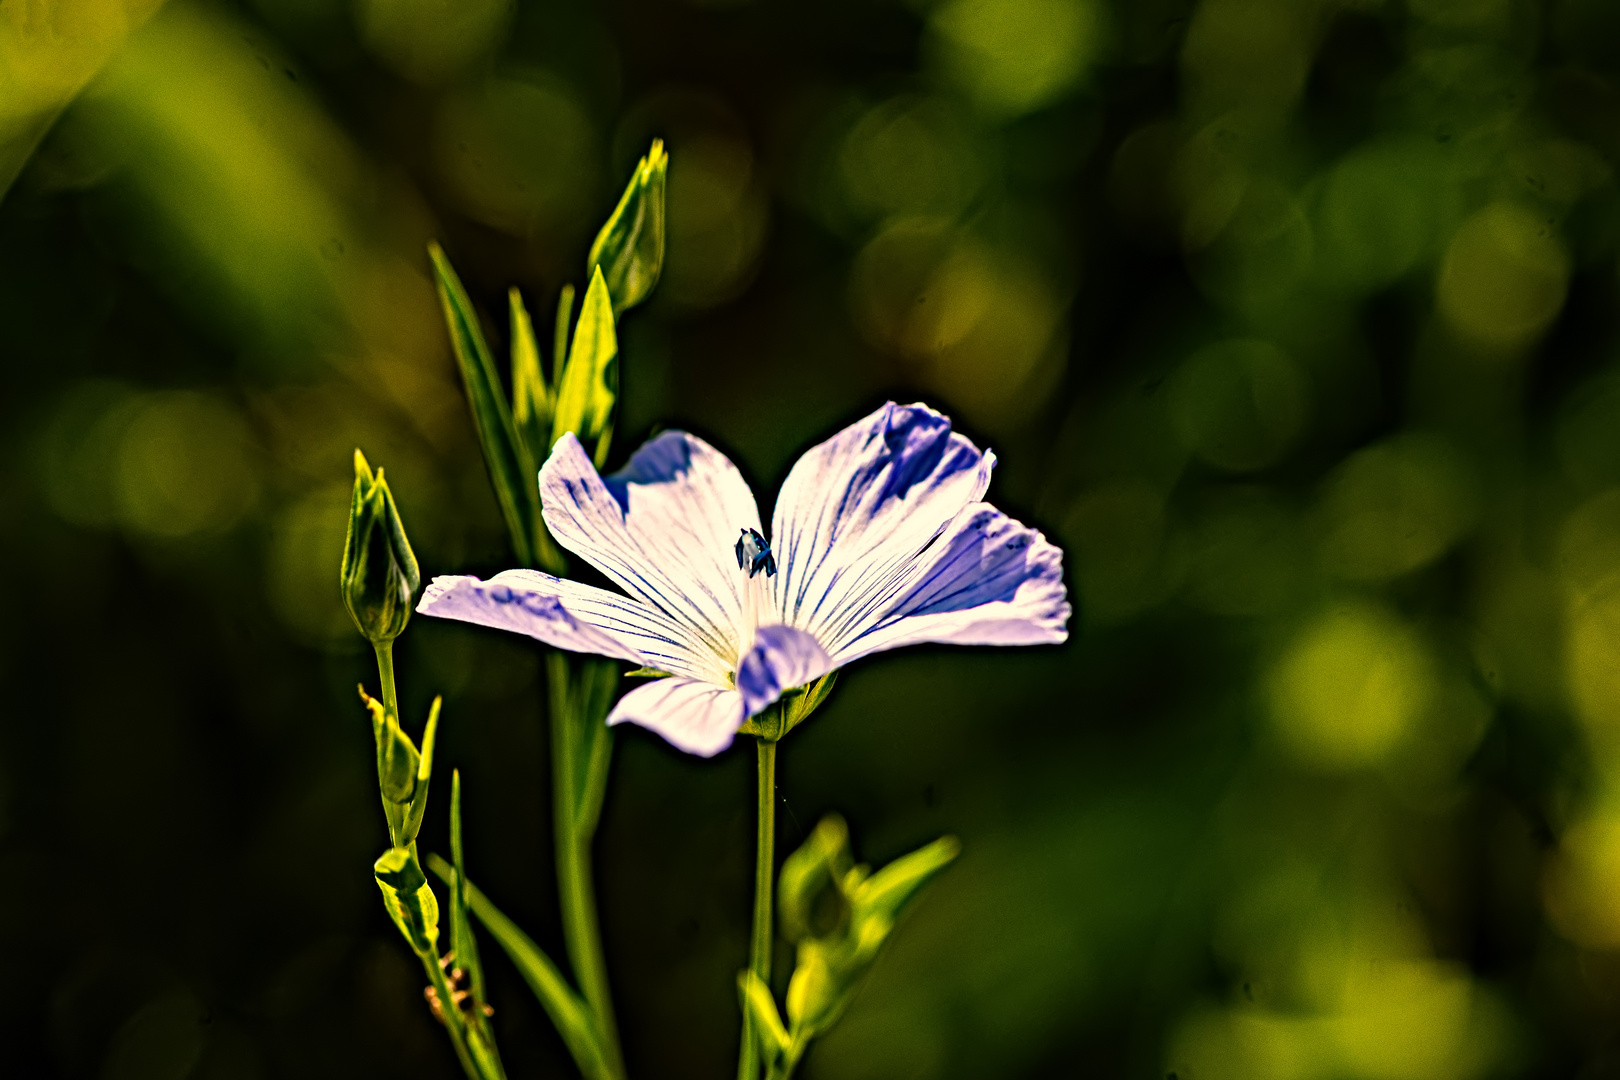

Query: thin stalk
[548,651,624,1080]
[374,642,399,717]
[738,737,777,1080]
[373,642,406,845]
[419,921,482,1080]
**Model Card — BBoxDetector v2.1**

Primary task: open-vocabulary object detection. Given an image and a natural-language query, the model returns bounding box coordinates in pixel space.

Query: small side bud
[776,821,961,1044]
[341,449,421,645]
[360,685,421,806]
[374,846,440,956]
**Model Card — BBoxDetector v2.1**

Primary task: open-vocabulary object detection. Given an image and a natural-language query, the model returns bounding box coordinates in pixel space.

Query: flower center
[734,528,776,666]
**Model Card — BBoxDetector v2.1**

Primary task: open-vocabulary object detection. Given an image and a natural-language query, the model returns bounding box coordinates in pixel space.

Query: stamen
[734,528,776,666]
[734,528,777,578]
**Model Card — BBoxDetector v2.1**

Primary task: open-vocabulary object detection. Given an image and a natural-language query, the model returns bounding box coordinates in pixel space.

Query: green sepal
[782,672,838,736]
[738,970,791,1063]
[428,242,548,571]
[374,846,439,956]
[427,855,610,1080]
[624,667,673,679]
[341,449,420,644]
[551,266,618,466]
[587,140,667,315]
[509,287,551,475]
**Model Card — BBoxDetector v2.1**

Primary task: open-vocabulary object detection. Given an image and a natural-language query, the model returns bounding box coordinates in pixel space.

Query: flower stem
[738,736,777,1080]
[547,651,624,1080]
[418,921,483,1080]
[374,641,399,717]
[372,642,406,845]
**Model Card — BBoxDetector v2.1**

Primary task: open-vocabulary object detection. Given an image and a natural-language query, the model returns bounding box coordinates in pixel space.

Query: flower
[417,402,1070,756]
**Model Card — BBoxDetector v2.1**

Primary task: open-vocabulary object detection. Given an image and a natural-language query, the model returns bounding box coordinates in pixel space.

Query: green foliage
[341,449,420,645]
[428,854,612,1080]
[759,817,960,1077]
[428,243,551,571]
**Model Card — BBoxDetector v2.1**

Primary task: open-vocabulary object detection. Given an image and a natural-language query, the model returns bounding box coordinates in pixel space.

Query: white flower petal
[828,503,1069,664]
[541,432,761,672]
[417,570,722,680]
[736,625,834,717]
[770,402,995,643]
[606,677,746,757]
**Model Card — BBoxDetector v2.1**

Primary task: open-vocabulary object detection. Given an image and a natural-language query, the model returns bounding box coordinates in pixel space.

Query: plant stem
[374,642,399,716]
[419,924,482,1080]
[738,737,777,1080]
[548,651,624,1080]
[373,642,406,845]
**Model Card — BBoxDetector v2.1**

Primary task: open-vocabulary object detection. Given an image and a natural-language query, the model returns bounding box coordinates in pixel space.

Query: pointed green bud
[588,139,667,315]
[341,449,421,644]
[782,672,838,736]
[359,686,420,806]
[779,814,854,944]
[374,846,440,956]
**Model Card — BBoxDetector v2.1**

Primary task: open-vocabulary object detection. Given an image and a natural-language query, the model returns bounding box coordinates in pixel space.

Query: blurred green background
[6,0,1620,1076]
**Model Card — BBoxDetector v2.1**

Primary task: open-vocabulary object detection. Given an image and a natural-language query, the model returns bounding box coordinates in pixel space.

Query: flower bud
[778,815,853,944]
[587,139,667,315]
[374,845,440,956]
[359,685,421,806]
[341,449,420,644]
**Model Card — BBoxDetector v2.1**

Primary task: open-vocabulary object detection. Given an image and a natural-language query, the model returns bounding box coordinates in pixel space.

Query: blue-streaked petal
[769,402,995,643]
[541,432,761,671]
[606,677,746,757]
[417,570,724,681]
[827,503,1070,664]
[736,625,833,717]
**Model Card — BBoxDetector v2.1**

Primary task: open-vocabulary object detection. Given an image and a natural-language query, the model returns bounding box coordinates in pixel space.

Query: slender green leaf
[587,140,667,315]
[509,287,550,474]
[399,696,441,844]
[551,267,618,463]
[427,855,609,1080]
[852,834,961,924]
[428,242,541,569]
[448,770,486,1005]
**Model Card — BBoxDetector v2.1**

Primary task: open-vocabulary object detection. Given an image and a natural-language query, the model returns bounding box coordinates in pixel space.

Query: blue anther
[734,528,777,578]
